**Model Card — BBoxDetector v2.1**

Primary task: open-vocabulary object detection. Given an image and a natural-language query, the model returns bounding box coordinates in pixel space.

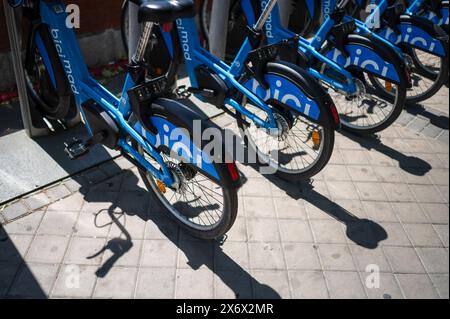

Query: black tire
[237,62,336,182]
[24,24,74,121]
[321,34,408,135]
[370,16,449,105]
[133,99,239,240]
[121,0,180,85]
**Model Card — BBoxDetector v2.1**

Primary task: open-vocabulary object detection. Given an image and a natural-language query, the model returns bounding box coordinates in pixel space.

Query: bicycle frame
[242,0,403,94]
[407,0,449,26]
[364,0,447,57]
[172,4,325,130]
[32,0,223,187]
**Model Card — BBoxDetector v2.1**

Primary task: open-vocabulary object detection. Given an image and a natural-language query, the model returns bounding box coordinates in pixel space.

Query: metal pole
[128,0,140,61]
[3,0,48,137]
[209,0,231,60]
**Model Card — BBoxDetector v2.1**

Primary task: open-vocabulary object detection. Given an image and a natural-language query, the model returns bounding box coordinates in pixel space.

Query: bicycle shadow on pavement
[405,103,449,130]
[82,171,281,299]
[0,224,47,298]
[222,127,388,250]
[341,130,432,176]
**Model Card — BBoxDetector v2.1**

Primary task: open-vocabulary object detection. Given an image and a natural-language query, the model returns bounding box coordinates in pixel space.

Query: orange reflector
[156,180,167,194]
[385,81,393,92]
[312,130,321,147]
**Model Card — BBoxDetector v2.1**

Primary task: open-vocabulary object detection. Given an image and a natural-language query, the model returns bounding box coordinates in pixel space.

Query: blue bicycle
[344,0,449,104]
[197,0,412,135]
[13,0,244,240]
[122,0,341,182]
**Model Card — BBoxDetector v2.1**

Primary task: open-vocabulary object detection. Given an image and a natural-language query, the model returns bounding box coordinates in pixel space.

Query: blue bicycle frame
[407,0,449,27]
[33,0,223,187]
[243,0,403,95]
[364,0,447,57]
[171,15,324,130]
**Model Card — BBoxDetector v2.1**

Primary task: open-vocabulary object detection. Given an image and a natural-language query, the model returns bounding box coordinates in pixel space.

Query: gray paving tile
[383,247,426,274]
[144,215,179,241]
[116,191,150,216]
[356,183,388,202]
[252,270,291,299]
[433,225,449,247]
[136,268,176,299]
[64,237,107,266]
[47,193,85,212]
[81,191,117,213]
[214,270,253,299]
[52,265,97,298]
[278,219,314,243]
[379,223,412,247]
[322,164,352,181]
[364,273,404,299]
[243,197,276,218]
[8,263,59,298]
[94,267,138,299]
[23,193,51,211]
[392,203,429,224]
[283,243,321,271]
[224,217,248,242]
[318,244,356,271]
[417,248,449,274]
[109,214,146,240]
[26,235,70,264]
[45,184,71,203]
[2,201,29,222]
[310,220,347,244]
[175,268,214,299]
[373,166,405,183]
[430,274,449,299]
[363,201,398,223]
[428,168,450,186]
[396,274,440,299]
[247,218,280,243]
[289,271,329,299]
[403,223,444,247]
[347,166,378,182]
[381,183,415,202]
[410,184,446,204]
[215,242,249,271]
[101,239,142,268]
[324,271,366,299]
[4,211,44,235]
[37,211,78,236]
[0,234,33,263]
[304,200,337,221]
[341,150,370,165]
[178,241,214,269]
[242,178,273,197]
[421,203,449,224]
[273,197,307,220]
[141,240,178,268]
[327,181,359,200]
[248,243,286,270]
[73,211,111,238]
[349,245,391,272]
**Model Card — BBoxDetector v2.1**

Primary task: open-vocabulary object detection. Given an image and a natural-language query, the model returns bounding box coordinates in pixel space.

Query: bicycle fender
[133,98,240,189]
[325,34,406,85]
[243,61,341,130]
[378,15,448,57]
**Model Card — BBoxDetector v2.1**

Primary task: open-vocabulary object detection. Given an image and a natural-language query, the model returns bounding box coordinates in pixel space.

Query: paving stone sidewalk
[0,92,448,299]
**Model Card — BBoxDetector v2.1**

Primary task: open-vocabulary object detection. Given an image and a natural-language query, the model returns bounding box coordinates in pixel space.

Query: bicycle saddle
[130,0,195,24]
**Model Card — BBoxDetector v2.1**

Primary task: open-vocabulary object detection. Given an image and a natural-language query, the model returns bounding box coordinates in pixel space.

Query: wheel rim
[331,75,399,131]
[407,48,444,99]
[241,103,326,175]
[138,145,227,231]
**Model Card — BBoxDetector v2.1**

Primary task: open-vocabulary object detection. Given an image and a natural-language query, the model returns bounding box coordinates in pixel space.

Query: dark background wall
[0,0,124,53]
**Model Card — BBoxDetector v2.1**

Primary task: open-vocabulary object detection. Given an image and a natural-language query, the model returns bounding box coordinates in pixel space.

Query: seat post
[132,21,154,63]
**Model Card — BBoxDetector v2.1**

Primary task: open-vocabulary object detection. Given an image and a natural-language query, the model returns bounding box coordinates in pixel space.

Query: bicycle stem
[254,0,278,31]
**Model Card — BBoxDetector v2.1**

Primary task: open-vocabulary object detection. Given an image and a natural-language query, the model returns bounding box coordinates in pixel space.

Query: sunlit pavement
[0,87,448,299]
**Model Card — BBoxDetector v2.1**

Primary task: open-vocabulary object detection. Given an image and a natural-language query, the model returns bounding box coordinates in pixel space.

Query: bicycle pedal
[64,138,90,160]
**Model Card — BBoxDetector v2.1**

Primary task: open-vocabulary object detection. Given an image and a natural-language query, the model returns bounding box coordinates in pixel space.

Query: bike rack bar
[3,0,50,137]
[209,0,231,60]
